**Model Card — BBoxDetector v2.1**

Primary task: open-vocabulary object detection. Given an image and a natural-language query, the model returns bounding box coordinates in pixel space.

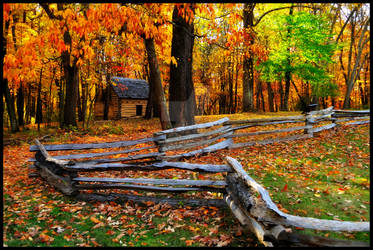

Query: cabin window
[136,105,143,116]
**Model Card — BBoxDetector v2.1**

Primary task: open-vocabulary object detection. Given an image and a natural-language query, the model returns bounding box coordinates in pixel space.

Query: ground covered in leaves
[3,112,370,246]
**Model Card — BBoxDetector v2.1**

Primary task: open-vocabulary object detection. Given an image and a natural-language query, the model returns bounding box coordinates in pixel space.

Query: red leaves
[281,184,288,192]
[39,232,54,244]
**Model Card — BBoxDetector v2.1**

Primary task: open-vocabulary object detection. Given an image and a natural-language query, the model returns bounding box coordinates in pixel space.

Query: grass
[3,112,370,246]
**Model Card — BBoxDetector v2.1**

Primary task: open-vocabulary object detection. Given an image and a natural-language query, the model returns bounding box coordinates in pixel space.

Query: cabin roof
[110,77,149,99]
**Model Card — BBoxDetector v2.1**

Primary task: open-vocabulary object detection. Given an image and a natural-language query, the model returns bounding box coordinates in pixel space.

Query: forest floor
[3,112,370,247]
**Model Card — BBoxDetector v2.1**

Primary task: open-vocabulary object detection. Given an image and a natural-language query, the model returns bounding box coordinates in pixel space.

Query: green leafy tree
[259,10,338,110]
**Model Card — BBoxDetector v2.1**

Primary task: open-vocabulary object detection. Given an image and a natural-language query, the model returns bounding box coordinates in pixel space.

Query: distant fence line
[29,106,370,163]
[152,106,370,159]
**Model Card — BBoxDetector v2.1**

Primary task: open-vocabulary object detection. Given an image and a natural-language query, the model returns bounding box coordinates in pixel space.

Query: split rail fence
[28,106,370,247]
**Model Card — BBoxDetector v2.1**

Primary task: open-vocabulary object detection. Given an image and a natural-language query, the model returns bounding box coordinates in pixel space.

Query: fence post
[304,114,313,137]
[304,104,317,137]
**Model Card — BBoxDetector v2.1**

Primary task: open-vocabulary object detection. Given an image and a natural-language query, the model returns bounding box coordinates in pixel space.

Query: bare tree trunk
[169,4,196,128]
[279,80,286,111]
[234,52,239,113]
[343,17,370,109]
[242,3,255,112]
[283,5,294,111]
[77,73,83,122]
[3,80,19,132]
[103,74,111,120]
[16,83,24,127]
[144,63,154,119]
[266,82,274,112]
[58,66,65,127]
[228,56,234,113]
[36,67,43,131]
[3,14,19,132]
[144,37,171,130]
[62,61,79,127]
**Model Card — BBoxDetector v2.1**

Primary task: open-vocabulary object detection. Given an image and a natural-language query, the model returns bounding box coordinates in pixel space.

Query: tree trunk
[279,80,286,111]
[228,57,234,113]
[17,83,24,127]
[343,18,370,109]
[242,3,255,112]
[283,71,291,111]
[234,52,239,113]
[82,64,89,128]
[62,63,79,127]
[36,68,43,131]
[144,63,154,119]
[25,86,31,124]
[3,80,19,132]
[60,27,79,127]
[266,82,274,112]
[104,74,111,120]
[3,15,19,132]
[77,74,83,122]
[361,57,369,106]
[283,5,294,112]
[144,37,171,130]
[169,4,196,128]
[256,79,264,112]
[58,65,65,127]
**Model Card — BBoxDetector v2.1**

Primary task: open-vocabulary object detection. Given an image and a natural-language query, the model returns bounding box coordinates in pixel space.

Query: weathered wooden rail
[224,157,369,247]
[152,117,233,160]
[28,141,369,246]
[28,107,370,246]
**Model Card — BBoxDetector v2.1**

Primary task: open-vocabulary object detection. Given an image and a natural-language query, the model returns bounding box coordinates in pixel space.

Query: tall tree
[259,10,337,110]
[144,37,171,129]
[3,9,19,132]
[342,10,370,108]
[169,4,197,127]
[40,4,79,127]
[40,3,96,128]
[242,3,255,112]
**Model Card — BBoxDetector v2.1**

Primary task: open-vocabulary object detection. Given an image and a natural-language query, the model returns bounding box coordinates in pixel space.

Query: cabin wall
[120,99,147,118]
[94,90,147,119]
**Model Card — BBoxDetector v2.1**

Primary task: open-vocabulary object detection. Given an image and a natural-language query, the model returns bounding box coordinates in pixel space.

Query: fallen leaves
[281,184,288,192]
[90,216,101,224]
[39,233,54,244]
[3,118,370,247]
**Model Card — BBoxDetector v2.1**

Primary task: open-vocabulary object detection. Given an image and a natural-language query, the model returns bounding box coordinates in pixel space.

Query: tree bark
[266,82,274,112]
[36,67,43,131]
[62,62,79,127]
[58,64,65,127]
[144,37,171,130]
[16,84,24,127]
[3,14,19,132]
[343,17,370,109]
[283,5,294,111]
[103,74,110,120]
[169,4,196,128]
[242,3,255,112]
[3,80,19,132]
[234,51,239,113]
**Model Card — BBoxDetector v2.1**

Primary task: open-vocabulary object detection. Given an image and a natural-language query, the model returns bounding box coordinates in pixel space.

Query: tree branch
[39,3,63,20]
[335,7,357,43]
[253,4,321,27]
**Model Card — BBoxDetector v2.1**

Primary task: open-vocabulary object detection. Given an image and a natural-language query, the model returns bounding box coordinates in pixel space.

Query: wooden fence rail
[28,107,370,247]
[28,140,370,247]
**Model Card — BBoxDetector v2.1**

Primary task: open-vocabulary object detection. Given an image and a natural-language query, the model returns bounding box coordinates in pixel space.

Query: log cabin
[94,77,149,120]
